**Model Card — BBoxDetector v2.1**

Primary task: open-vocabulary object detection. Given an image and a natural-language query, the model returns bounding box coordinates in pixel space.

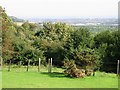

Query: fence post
[19,61,22,68]
[50,58,52,73]
[38,58,41,72]
[0,57,2,71]
[27,60,30,72]
[117,60,120,76]
[48,58,50,73]
[8,60,11,72]
[48,58,53,73]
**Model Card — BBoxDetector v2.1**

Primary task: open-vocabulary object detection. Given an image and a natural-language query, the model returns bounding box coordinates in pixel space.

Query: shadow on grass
[40,72,67,78]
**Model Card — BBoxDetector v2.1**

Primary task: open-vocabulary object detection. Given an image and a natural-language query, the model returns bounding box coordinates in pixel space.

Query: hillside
[9,16,25,22]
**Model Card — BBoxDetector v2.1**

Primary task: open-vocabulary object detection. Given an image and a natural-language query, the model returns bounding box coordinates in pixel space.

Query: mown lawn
[0,71,2,89]
[2,66,118,88]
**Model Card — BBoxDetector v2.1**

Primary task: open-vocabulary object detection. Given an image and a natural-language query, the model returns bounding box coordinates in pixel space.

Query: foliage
[94,30,120,73]
[73,48,101,70]
[63,60,86,78]
[2,7,16,61]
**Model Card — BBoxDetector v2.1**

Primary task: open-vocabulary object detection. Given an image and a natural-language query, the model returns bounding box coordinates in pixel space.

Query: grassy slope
[0,71,1,89]
[2,66,118,88]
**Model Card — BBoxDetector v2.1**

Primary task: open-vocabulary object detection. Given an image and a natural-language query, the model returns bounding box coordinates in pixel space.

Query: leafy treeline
[1,7,120,73]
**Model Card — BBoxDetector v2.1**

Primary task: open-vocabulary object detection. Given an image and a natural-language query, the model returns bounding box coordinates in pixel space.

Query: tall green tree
[2,7,16,62]
[94,30,120,73]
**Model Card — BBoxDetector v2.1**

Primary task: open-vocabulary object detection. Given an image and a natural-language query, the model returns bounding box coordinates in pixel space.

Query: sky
[0,0,119,19]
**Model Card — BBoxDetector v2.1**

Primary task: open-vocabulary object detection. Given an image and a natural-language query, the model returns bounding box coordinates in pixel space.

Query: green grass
[0,71,2,89]
[2,66,118,88]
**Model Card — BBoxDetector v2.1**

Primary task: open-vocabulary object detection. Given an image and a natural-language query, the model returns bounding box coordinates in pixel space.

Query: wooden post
[50,58,52,73]
[8,60,11,72]
[117,60,120,76]
[48,58,50,73]
[48,58,52,73]
[0,57,2,71]
[38,58,41,72]
[93,70,95,76]
[27,60,30,72]
[19,61,22,68]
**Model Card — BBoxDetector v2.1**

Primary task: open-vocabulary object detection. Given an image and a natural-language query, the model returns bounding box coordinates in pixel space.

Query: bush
[63,60,86,78]
[85,69,93,76]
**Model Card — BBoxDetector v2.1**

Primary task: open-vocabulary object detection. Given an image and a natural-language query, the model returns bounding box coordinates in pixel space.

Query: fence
[1,58,53,73]
[1,58,120,76]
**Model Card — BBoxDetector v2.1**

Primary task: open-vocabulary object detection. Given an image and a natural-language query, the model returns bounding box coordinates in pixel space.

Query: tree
[94,30,120,73]
[73,48,101,70]
[70,28,92,49]
[2,7,16,62]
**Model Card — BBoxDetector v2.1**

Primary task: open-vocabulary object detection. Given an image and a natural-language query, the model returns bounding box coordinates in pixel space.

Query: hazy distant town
[10,16,118,27]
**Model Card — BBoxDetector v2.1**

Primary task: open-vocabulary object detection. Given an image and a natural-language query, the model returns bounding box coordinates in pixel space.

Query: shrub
[85,69,93,76]
[63,60,86,78]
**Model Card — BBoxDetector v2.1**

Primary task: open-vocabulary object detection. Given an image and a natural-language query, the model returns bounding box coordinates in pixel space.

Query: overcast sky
[0,0,119,19]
